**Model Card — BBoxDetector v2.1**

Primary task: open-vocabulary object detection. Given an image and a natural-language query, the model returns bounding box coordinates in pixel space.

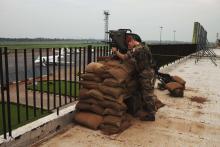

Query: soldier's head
[126,35,140,50]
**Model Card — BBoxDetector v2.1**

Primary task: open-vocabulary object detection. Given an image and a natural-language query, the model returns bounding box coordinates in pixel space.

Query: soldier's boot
[141,97,157,121]
[136,109,155,121]
[140,113,155,121]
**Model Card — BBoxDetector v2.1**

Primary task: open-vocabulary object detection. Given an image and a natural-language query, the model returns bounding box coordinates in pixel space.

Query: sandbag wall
[74,60,136,134]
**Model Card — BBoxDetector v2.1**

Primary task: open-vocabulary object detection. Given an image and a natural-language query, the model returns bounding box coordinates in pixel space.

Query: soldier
[111,35,157,121]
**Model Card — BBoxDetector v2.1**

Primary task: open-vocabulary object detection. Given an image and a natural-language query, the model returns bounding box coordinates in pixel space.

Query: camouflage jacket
[125,44,153,73]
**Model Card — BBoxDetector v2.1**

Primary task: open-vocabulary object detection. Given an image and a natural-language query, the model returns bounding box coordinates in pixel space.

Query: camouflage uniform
[126,44,157,115]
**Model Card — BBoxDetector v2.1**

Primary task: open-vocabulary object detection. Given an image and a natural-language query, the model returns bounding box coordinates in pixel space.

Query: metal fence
[149,44,197,67]
[0,43,197,139]
[0,45,109,139]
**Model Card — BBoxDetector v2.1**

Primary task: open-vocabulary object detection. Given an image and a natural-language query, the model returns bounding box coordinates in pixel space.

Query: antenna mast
[104,10,110,42]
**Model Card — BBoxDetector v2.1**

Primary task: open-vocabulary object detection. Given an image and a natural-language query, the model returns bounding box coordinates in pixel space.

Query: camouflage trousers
[138,68,157,114]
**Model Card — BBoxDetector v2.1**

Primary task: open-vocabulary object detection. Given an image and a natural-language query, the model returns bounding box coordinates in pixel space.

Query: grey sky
[0,0,219,42]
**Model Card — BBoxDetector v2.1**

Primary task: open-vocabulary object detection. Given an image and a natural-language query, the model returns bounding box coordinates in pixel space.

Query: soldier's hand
[111,47,117,53]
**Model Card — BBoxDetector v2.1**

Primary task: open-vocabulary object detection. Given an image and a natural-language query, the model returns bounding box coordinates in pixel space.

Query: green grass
[0,102,51,135]
[27,80,80,97]
[0,81,79,135]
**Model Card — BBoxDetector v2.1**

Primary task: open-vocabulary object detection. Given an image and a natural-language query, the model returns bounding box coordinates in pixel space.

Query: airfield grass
[27,80,80,97]
[0,102,50,135]
[0,81,79,135]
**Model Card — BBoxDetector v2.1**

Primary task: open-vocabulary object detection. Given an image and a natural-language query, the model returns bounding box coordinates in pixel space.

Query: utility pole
[173,30,176,42]
[104,10,110,43]
[160,26,163,44]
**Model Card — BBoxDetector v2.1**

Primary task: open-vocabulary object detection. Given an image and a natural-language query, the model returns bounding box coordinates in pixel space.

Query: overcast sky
[0,0,219,42]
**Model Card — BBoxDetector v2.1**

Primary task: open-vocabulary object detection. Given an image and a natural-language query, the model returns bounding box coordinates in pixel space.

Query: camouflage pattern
[138,68,157,114]
[126,44,157,114]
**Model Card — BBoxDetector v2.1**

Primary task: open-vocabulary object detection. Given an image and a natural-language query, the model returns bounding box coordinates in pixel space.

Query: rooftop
[35,49,220,147]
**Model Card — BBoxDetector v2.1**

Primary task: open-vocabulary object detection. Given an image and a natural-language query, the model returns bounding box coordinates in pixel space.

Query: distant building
[217,39,220,48]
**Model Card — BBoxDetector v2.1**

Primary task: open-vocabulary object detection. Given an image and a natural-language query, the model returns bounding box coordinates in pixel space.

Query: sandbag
[100,120,131,135]
[81,73,103,82]
[90,104,105,115]
[98,100,127,111]
[119,120,132,132]
[170,88,184,97]
[79,88,89,99]
[76,102,91,110]
[102,94,126,106]
[103,94,116,101]
[103,108,125,117]
[103,78,123,87]
[104,60,123,68]
[80,98,99,105]
[104,60,134,74]
[103,115,126,127]
[98,85,125,98]
[76,102,104,115]
[85,62,107,74]
[80,81,100,89]
[107,67,129,83]
[74,112,103,130]
[165,82,184,91]
[172,76,186,86]
[100,73,113,79]
[87,89,104,100]
[99,124,119,134]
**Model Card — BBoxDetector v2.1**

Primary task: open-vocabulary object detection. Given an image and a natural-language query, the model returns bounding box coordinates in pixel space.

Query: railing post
[87,45,92,64]
[0,47,7,139]
[24,49,29,120]
[32,49,36,117]
[74,47,77,101]
[53,48,56,108]
[46,48,50,111]
[4,47,12,136]
[58,48,61,107]
[69,48,73,102]
[15,49,21,123]
[64,48,67,104]
[39,48,44,114]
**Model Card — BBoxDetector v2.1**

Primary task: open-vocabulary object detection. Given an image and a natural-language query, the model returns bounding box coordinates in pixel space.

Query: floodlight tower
[104,10,110,42]
[173,30,176,42]
[160,26,163,44]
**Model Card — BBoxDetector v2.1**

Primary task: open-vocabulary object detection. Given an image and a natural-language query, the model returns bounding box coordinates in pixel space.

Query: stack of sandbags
[165,75,186,97]
[74,111,103,130]
[74,60,134,134]
[171,76,186,89]
[99,114,132,135]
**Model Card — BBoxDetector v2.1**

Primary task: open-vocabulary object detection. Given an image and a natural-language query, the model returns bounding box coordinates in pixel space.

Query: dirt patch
[62,133,73,139]
[194,111,204,116]
[190,96,208,104]
[196,105,203,109]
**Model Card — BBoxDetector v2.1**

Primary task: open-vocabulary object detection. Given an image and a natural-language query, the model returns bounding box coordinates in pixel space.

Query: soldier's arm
[112,47,130,60]
[114,50,129,60]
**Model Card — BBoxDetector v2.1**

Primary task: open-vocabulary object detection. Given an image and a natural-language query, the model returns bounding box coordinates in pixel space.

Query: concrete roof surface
[36,49,220,147]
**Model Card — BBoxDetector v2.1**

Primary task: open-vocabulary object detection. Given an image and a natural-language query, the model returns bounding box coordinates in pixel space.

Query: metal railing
[149,44,197,67]
[0,45,109,139]
[0,43,198,139]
